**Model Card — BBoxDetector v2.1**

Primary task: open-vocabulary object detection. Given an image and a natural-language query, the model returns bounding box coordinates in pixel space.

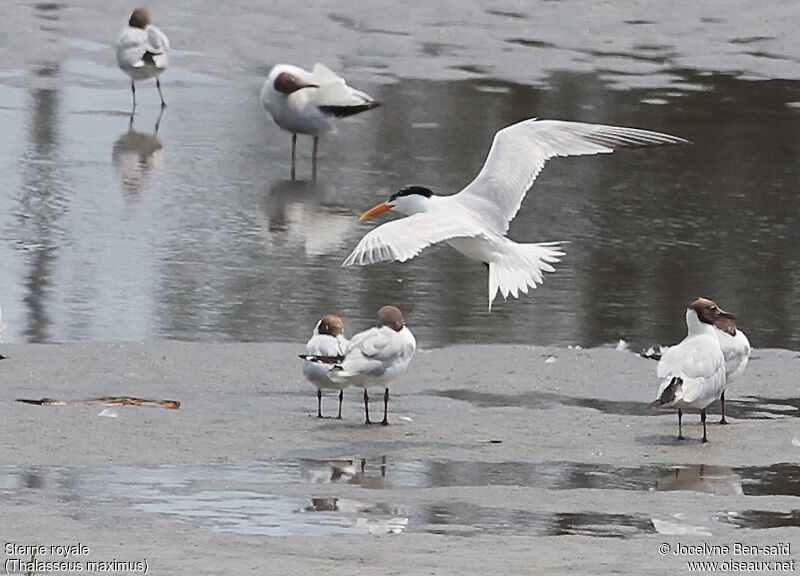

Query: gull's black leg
[290,134,297,181]
[312,136,319,180]
[156,78,166,108]
[701,409,708,443]
[381,388,390,426]
[363,388,371,425]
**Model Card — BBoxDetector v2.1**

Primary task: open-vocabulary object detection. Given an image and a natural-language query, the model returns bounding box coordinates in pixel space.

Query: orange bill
[359,202,392,220]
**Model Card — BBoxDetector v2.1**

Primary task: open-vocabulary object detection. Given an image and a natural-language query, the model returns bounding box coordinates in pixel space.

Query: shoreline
[2,341,798,574]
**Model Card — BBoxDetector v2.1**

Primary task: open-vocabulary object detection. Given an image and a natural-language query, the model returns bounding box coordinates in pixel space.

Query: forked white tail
[487,241,564,310]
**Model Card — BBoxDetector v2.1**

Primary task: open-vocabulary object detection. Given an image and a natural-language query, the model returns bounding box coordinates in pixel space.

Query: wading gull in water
[116,8,170,110]
[260,63,379,180]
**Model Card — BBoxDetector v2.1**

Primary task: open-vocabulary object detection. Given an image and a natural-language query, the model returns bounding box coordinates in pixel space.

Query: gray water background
[0,0,798,349]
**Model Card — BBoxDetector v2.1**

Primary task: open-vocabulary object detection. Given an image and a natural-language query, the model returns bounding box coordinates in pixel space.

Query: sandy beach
[1,341,797,574]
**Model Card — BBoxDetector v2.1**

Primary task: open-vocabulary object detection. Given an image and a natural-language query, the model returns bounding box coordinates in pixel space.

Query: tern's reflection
[261,179,354,256]
[112,111,164,199]
[656,465,743,496]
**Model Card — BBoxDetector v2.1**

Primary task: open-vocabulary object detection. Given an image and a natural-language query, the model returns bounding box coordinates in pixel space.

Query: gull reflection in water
[651,465,743,536]
[112,110,164,200]
[299,456,404,534]
[304,498,408,535]
[261,179,354,256]
[656,465,743,496]
[299,456,389,488]
[299,459,357,485]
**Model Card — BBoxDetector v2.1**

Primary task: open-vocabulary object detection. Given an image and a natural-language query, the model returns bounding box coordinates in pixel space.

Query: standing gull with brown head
[650,298,728,443]
[116,8,170,110]
[343,118,689,310]
[307,306,415,426]
[260,63,379,180]
[712,309,750,424]
[299,315,350,419]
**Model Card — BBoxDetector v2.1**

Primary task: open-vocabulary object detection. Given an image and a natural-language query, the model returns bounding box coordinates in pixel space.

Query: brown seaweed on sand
[16,396,180,409]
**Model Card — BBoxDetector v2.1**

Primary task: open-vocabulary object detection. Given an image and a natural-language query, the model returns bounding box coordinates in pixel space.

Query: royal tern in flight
[649,298,728,443]
[343,118,688,309]
[713,311,750,424]
[299,315,350,418]
[308,306,415,426]
[260,63,380,180]
[116,8,170,109]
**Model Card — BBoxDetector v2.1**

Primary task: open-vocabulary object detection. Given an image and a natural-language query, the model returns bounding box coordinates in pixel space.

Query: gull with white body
[650,298,729,443]
[317,306,415,426]
[640,301,751,424]
[116,9,170,109]
[260,63,379,180]
[714,312,751,424]
[343,118,688,309]
[299,315,350,419]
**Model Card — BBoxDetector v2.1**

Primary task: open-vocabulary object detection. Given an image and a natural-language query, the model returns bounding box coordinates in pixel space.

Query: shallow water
[0,1,799,349]
[2,458,797,536]
[432,389,800,420]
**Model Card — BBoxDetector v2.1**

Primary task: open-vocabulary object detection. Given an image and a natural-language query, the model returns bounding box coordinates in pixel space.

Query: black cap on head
[389,186,433,202]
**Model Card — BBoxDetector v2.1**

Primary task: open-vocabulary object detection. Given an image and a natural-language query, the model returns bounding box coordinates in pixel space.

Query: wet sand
[1,342,798,574]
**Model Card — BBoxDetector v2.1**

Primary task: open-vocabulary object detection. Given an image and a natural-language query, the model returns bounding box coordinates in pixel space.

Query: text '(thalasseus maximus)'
[343,118,688,310]
[260,63,379,180]
[650,298,728,443]
[116,9,170,109]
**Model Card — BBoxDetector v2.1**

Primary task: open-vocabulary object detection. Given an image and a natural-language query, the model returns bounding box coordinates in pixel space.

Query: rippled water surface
[0,1,798,348]
[3,459,797,536]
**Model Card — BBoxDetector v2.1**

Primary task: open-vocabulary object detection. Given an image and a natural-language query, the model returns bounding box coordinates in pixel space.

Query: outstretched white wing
[342,211,486,266]
[456,119,689,234]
